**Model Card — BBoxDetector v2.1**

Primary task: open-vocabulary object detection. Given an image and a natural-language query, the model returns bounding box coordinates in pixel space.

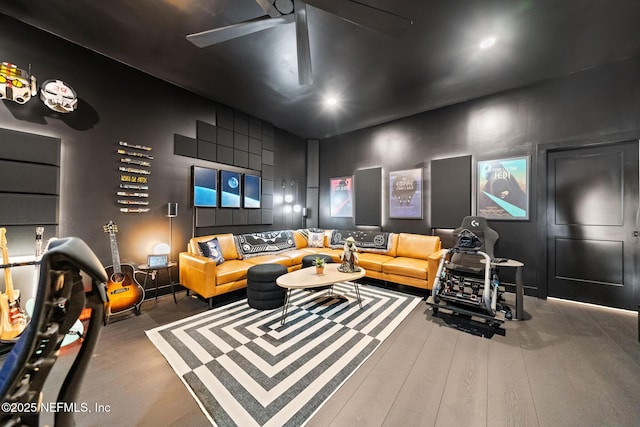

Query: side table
[482,258,525,320]
[137,261,177,304]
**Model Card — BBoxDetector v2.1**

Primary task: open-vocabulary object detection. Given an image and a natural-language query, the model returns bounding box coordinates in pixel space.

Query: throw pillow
[308,231,325,248]
[197,238,225,265]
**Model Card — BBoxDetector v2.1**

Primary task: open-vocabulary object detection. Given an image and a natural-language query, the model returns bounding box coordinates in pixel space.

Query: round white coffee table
[276,263,366,325]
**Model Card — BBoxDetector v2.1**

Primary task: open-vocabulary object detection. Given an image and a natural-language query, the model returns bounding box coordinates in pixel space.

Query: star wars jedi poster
[477,156,529,220]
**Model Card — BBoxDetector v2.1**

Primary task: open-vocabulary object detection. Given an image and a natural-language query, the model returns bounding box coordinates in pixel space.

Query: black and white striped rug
[146,283,419,426]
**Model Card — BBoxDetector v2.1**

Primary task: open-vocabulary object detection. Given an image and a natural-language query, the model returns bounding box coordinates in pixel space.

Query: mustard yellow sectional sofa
[179,229,442,306]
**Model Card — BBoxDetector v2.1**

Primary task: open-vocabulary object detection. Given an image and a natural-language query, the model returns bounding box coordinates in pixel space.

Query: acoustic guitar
[103,221,144,315]
[0,228,27,340]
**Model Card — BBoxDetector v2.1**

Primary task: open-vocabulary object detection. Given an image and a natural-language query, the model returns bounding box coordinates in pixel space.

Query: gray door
[547,140,639,310]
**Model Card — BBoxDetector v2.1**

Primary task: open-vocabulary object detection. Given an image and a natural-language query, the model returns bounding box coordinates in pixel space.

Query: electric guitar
[103,221,144,314]
[0,228,27,340]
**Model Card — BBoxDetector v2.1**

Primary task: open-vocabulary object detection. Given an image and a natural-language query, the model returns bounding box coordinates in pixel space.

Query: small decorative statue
[338,236,360,272]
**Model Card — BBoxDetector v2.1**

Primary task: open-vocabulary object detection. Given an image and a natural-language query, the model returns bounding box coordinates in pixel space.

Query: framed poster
[220,170,241,208]
[192,166,217,207]
[243,173,261,208]
[477,156,529,220]
[329,176,353,217]
[389,168,423,219]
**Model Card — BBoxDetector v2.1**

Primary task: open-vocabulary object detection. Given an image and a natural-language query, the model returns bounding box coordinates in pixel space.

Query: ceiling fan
[186,0,412,85]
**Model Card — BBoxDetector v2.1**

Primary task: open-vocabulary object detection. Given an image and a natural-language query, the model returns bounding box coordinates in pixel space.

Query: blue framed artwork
[192,166,217,207]
[220,170,241,208]
[477,156,529,220]
[243,173,261,208]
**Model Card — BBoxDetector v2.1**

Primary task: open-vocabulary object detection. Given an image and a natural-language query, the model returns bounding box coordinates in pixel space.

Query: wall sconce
[282,179,296,204]
[282,179,305,225]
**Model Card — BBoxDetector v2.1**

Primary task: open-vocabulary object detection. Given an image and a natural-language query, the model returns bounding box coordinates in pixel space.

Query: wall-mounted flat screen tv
[192,166,217,207]
[220,170,241,208]
[243,174,261,208]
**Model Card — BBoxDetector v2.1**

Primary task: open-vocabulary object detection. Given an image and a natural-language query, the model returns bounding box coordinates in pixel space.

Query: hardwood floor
[41,286,640,426]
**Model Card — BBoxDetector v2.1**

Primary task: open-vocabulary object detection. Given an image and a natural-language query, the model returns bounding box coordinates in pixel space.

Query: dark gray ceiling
[1,0,639,139]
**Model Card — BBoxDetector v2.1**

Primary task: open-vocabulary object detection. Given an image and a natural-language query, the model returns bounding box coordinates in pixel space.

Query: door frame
[536,130,639,300]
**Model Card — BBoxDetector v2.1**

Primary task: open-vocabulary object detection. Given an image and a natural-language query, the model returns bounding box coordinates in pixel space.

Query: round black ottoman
[301,254,334,268]
[246,263,288,310]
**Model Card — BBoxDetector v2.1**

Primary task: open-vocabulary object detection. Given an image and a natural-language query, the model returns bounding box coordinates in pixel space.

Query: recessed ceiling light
[479,36,496,49]
[324,96,339,107]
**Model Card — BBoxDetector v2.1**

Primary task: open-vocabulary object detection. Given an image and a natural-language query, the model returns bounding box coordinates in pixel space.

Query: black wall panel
[217,128,234,147]
[1,195,58,226]
[197,140,217,162]
[0,128,60,256]
[249,120,261,139]
[234,133,248,152]
[354,167,381,226]
[430,156,471,228]
[234,150,249,168]
[174,134,197,158]
[217,145,234,165]
[196,120,216,143]
[249,153,262,171]
[248,137,261,154]
[195,208,215,228]
[234,112,248,135]
[0,128,60,165]
[0,161,58,194]
[217,106,234,130]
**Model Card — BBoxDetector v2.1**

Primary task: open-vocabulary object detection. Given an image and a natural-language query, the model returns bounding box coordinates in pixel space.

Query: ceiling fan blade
[295,1,313,85]
[304,0,412,38]
[187,14,294,48]
[255,0,282,18]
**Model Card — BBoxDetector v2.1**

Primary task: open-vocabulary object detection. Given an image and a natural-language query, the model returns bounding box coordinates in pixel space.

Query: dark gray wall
[319,57,640,295]
[0,15,306,268]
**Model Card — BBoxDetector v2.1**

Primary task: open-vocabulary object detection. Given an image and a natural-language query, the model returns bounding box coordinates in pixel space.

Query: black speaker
[167,202,178,217]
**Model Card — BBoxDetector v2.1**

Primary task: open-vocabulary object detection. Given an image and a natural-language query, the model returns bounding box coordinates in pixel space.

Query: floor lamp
[167,202,178,262]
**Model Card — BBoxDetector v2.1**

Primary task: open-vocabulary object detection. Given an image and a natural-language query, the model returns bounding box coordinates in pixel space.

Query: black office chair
[0,237,108,427]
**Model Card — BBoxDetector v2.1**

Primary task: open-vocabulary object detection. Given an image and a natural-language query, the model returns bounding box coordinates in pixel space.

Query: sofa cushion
[235,230,297,259]
[293,229,309,249]
[197,238,225,265]
[357,253,395,273]
[382,257,429,280]
[395,233,441,260]
[281,249,315,265]
[215,259,254,285]
[243,254,295,267]
[329,230,392,253]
